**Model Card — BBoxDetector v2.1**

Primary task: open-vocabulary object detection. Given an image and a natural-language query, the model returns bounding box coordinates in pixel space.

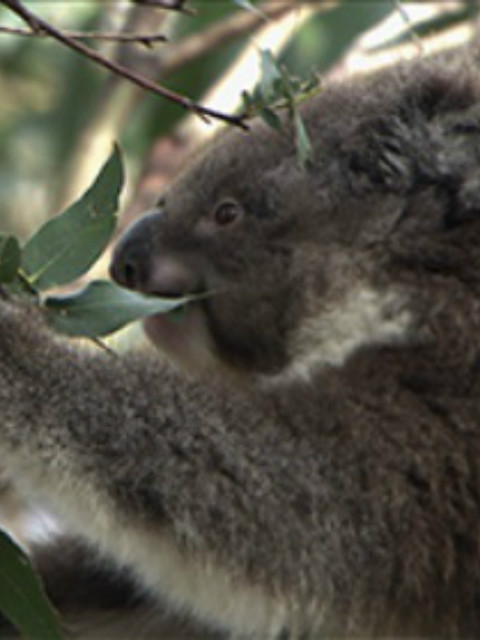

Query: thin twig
[392,0,424,54]
[89,337,120,358]
[0,24,167,46]
[0,0,247,129]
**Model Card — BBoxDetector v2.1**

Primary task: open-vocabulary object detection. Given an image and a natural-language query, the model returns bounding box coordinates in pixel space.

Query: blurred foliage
[0,0,477,239]
[282,1,394,73]
[0,2,103,235]
[125,1,247,153]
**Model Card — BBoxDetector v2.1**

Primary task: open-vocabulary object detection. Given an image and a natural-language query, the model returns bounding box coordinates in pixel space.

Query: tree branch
[0,0,247,129]
[0,25,167,46]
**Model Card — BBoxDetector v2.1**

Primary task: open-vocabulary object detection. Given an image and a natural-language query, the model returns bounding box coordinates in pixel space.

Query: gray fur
[2,44,480,638]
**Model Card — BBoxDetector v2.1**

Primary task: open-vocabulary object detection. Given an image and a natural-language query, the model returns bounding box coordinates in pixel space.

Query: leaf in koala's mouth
[166,305,189,323]
[44,279,191,338]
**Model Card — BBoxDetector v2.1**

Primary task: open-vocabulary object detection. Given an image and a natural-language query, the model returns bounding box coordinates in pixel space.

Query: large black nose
[110,211,201,296]
[110,211,161,292]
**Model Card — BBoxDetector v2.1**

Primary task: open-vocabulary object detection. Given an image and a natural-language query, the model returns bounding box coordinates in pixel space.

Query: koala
[2,42,480,639]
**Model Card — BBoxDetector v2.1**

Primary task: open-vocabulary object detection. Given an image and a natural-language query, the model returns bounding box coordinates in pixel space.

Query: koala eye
[213,199,244,227]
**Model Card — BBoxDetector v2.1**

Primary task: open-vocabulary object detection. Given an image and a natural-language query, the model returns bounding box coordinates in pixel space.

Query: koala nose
[110,211,160,292]
[110,243,148,292]
[110,212,200,297]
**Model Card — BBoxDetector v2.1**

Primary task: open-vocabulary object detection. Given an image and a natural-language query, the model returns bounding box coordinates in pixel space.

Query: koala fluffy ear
[345,114,418,194]
[346,97,480,229]
[432,103,480,227]
[342,69,471,193]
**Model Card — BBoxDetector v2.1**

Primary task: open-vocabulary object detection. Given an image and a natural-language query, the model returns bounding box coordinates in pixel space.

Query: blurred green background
[0,0,477,239]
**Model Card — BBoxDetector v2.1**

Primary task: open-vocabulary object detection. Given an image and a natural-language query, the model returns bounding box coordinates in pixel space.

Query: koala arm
[0,299,306,637]
[2,294,474,639]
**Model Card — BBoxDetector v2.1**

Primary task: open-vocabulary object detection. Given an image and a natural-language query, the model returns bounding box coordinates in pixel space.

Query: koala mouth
[136,251,219,372]
[143,300,218,374]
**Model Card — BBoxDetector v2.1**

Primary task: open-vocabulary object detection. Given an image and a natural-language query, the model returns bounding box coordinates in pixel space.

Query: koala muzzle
[110,211,200,297]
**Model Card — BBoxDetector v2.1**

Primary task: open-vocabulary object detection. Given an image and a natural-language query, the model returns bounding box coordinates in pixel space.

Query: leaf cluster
[241,49,320,169]
[0,147,189,339]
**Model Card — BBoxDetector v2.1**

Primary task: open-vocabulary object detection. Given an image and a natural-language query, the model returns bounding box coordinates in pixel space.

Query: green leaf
[0,528,63,640]
[259,106,282,131]
[241,89,256,115]
[44,280,192,338]
[259,49,282,101]
[0,235,21,283]
[22,146,124,291]
[294,111,313,170]
[277,64,295,103]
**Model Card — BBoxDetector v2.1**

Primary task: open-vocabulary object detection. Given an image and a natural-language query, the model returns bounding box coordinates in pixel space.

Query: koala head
[111,46,480,384]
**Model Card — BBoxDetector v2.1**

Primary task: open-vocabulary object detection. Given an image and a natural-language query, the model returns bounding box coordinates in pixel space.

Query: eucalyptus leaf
[260,49,282,101]
[0,528,63,640]
[259,107,282,131]
[294,111,313,170]
[44,280,192,338]
[241,89,256,115]
[278,64,295,104]
[0,235,21,283]
[22,146,124,291]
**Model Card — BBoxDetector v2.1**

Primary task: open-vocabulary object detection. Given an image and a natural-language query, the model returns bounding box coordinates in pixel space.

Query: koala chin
[2,43,480,639]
